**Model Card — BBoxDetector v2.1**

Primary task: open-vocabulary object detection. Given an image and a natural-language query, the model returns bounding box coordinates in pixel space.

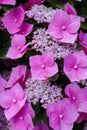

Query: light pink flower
[64,50,87,82]
[29,52,58,80]
[0,0,16,5]
[79,30,87,55]
[47,9,80,44]
[2,6,25,34]
[22,0,42,10]
[46,99,79,130]
[65,82,81,109]
[10,104,35,130]
[6,34,29,59]
[6,65,27,88]
[0,75,7,93]
[64,3,84,22]
[17,22,33,36]
[33,121,50,130]
[0,83,26,120]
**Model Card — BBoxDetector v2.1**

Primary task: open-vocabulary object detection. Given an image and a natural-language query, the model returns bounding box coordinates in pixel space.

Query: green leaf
[0,31,11,59]
[46,0,75,9]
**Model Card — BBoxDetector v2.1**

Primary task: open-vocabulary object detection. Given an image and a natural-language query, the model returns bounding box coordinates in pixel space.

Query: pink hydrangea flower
[17,22,34,36]
[33,121,50,130]
[64,3,84,22]
[10,104,35,130]
[6,34,29,59]
[29,52,58,80]
[65,82,81,109]
[46,99,79,130]
[0,75,7,93]
[47,9,80,44]
[64,50,87,82]
[22,0,43,10]
[0,83,26,120]
[79,30,87,55]
[0,0,16,5]
[6,65,27,88]
[2,6,25,34]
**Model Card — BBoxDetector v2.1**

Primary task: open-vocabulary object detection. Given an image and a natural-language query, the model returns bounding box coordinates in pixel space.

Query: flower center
[16,75,19,79]
[17,46,21,50]
[72,96,76,100]
[74,65,78,69]
[59,114,63,119]
[42,64,45,69]
[83,41,85,44]
[22,31,24,34]
[13,99,17,103]
[14,19,17,23]
[20,116,24,120]
[62,26,66,30]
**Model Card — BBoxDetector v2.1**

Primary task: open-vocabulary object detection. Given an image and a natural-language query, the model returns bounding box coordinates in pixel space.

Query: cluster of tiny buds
[26,4,57,23]
[29,28,76,60]
[25,77,63,108]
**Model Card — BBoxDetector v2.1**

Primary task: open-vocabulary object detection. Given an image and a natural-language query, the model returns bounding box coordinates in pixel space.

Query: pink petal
[6,65,27,88]
[0,76,7,93]
[31,69,46,80]
[2,6,25,34]
[29,55,42,71]
[65,82,81,98]
[44,64,58,78]
[11,34,26,48]
[49,114,61,130]
[6,46,27,59]
[58,31,78,44]
[64,3,77,15]
[47,22,63,39]
[64,102,79,124]
[79,101,87,113]
[64,54,76,70]
[60,121,73,130]
[67,15,80,34]
[11,83,25,100]
[11,120,27,130]
[76,113,87,123]
[0,91,13,109]
[52,9,71,26]
[5,95,26,120]
[17,22,33,36]
[0,0,16,5]
[41,52,55,66]
[74,50,87,67]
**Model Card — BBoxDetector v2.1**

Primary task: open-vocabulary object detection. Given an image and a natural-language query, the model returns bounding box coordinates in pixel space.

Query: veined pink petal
[0,0,16,5]
[2,6,25,34]
[5,95,26,120]
[64,3,77,15]
[29,55,42,71]
[41,52,55,66]
[0,76,7,92]
[58,31,78,44]
[17,22,34,36]
[47,22,63,39]
[67,15,80,34]
[11,34,26,48]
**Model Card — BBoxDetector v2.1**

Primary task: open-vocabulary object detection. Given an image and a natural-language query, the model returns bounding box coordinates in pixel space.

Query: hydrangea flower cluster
[0,0,87,130]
